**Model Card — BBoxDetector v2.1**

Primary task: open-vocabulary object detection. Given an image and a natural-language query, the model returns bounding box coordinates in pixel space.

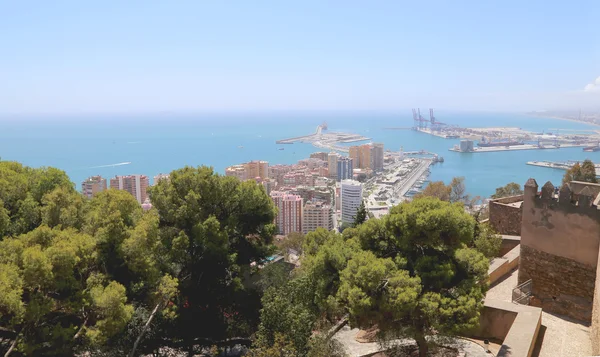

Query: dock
[450,143,589,153]
[526,160,600,176]
[277,124,370,153]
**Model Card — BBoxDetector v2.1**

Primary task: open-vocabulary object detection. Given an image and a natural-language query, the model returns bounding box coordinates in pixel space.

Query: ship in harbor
[583,143,600,152]
[477,136,524,147]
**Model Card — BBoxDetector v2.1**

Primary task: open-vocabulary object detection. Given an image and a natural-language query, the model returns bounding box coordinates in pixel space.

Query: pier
[526,160,600,176]
[450,143,590,153]
[276,124,370,153]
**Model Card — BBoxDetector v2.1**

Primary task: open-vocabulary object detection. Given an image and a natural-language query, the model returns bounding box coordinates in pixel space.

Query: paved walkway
[486,268,593,357]
[333,325,489,357]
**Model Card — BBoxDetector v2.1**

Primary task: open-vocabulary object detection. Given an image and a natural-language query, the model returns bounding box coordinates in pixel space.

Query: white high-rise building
[341,180,363,224]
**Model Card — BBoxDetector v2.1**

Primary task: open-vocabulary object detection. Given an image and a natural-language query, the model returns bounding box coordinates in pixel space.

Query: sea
[1,111,598,198]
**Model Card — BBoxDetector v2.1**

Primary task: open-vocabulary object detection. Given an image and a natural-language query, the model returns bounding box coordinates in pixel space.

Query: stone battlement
[524,178,600,218]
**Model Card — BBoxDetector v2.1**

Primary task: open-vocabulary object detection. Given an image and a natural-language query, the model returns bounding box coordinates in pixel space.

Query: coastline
[525,114,600,128]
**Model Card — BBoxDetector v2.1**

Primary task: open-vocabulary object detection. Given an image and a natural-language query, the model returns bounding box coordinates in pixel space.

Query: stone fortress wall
[519,179,600,322]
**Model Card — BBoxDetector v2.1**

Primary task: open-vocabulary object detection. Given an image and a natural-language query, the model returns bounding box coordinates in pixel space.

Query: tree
[563,160,598,184]
[449,177,469,203]
[415,181,450,201]
[302,198,489,357]
[353,201,367,227]
[278,232,305,257]
[147,166,277,347]
[491,182,523,199]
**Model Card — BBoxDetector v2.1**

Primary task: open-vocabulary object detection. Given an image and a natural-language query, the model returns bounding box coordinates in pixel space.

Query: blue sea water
[1,111,598,198]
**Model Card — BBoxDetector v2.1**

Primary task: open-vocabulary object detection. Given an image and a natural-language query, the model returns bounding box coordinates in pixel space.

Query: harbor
[409,108,600,153]
[364,155,435,217]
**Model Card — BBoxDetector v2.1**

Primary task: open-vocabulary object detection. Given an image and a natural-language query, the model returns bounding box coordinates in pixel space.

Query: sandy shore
[526,114,600,128]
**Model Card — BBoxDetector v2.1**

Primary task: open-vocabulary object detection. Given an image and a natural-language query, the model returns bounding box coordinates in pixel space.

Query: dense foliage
[296,198,498,357]
[0,162,277,356]
[0,161,498,357]
[491,182,523,199]
[563,159,598,184]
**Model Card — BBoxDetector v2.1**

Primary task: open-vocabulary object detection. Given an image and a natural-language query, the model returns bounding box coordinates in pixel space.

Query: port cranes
[412,108,429,129]
[429,108,446,131]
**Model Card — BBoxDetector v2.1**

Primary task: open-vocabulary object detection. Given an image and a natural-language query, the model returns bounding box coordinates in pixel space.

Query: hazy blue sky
[1,1,599,114]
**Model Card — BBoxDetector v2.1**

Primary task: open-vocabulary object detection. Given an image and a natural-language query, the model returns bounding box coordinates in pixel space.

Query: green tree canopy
[563,159,598,184]
[353,201,367,227]
[301,198,491,357]
[491,182,523,199]
[148,166,277,346]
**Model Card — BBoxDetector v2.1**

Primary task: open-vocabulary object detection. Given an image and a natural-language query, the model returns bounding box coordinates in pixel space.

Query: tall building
[226,161,268,181]
[270,191,303,235]
[372,143,384,172]
[303,200,333,234]
[349,143,384,171]
[341,180,363,224]
[110,175,149,204]
[310,152,329,161]
[245,160,268,180]
[153,173,170,185]
[359,145,372,170]
[328,152,339,179]
[82,175,107,198]
[349,146,360,168]
[337,157,353,182]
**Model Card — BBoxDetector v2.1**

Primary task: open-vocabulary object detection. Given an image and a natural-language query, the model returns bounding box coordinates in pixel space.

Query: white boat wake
[88,161,132,169]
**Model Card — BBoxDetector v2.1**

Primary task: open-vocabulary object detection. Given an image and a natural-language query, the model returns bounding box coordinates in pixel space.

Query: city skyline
[1,1,599,115]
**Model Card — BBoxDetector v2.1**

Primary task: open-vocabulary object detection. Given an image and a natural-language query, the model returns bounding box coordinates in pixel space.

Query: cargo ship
[583,144,600,152]
[477,137,524,147]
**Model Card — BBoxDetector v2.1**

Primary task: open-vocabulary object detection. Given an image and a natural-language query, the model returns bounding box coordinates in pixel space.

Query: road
[395,159,432,197]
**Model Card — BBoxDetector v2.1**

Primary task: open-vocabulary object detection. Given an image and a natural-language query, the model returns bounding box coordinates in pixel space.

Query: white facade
[341,180,363,224]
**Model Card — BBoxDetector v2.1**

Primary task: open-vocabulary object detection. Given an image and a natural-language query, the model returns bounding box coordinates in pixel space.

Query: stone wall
[489,195,523,236]
[519,179,600,322]
[519,244,596,322]
[592,243,600,354]
[468,299,542,357]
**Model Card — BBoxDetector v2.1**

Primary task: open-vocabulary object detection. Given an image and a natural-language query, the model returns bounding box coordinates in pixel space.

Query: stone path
[333,325,490,357]
[486,268,593,357]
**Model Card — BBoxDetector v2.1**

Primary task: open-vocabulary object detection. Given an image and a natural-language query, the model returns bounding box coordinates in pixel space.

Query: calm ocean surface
[1,112,598,198]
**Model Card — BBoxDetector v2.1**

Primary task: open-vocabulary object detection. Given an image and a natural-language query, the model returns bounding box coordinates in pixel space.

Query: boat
[238,146,244,149]
[477,139,524,147]
[278,148,285,151]
[583,144,600,152]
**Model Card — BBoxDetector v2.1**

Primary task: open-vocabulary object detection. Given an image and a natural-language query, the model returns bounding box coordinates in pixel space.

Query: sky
[1,1,599,115]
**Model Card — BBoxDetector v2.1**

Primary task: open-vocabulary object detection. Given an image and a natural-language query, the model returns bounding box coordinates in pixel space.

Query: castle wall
[519,179,600,322]
[489,195,523,236]
[591,242,600,353]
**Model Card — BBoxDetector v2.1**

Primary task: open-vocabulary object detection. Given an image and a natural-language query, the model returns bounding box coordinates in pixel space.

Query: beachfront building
[246,160,269,180]
[349,143,384,172]
[109,174,149,204]
[341,179,363,224]
[225,160,268,181]
[270,191,303,235]
[310,152,329,161]
[225,164,247,181]
[82,175,107,198]
[153,173,170,184]
[302,200,333,234]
